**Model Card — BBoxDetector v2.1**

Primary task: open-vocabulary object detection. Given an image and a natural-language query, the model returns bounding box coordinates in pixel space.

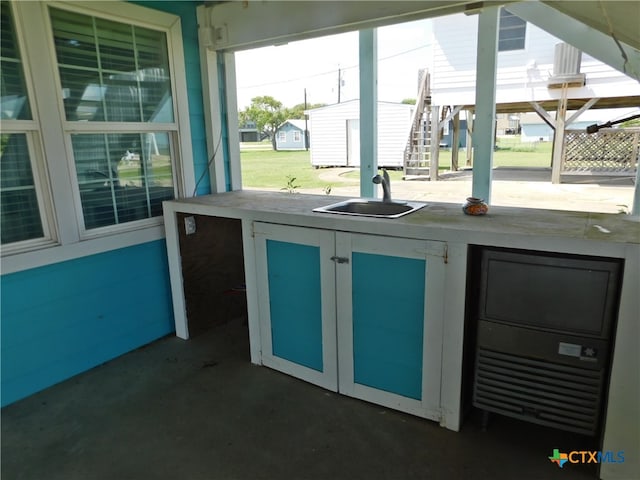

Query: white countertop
[164,191,640,253]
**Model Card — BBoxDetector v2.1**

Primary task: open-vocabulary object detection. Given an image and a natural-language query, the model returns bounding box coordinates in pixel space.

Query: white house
[306,100,414,168]
[428,9,640,113]
[421,7,640,181]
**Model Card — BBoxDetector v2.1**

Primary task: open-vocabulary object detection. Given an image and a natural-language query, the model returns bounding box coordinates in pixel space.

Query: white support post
[197,6,227,194]
[224,52,242,191]
[633,165,640,216]
[359,29,377,198]
[551,84,569,184]
[466,110,474,167]
[452,110,460,171]
[471,6,499,203]
[430,105,440,180]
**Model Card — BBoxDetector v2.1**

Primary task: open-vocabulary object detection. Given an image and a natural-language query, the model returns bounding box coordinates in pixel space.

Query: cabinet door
[336,233,446,420]
[253,222,338,391]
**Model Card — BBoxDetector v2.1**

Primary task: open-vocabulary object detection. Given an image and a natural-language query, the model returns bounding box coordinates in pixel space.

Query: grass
[240,148,352,190]
[240,137,553,189]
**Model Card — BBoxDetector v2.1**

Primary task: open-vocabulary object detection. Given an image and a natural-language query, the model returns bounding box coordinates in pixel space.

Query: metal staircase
[403,71,433,179]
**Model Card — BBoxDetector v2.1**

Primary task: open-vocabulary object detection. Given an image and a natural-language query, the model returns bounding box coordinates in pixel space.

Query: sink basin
[313,199,426,218]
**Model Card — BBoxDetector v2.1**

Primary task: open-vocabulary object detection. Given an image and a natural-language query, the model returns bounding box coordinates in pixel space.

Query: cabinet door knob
[330,256,349,264]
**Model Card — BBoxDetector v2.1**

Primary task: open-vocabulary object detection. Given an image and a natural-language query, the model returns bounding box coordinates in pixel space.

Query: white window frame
[293,130,302,143]
[0,2,58,256]
[0,129,58,256]
[2,1,194,274]
[277,130,287,143]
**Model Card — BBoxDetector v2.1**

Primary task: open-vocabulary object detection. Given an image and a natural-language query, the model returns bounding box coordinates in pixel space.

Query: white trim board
[1,226,166,275]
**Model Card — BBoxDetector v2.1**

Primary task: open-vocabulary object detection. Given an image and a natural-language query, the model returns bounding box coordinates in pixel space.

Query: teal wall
[1,1,206,407]
[266,240,324,372]
[352,252,425,400]
[1,241,174,406]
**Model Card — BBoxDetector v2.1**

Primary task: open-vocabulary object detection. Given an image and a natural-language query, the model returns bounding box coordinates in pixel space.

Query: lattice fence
[562,128,639,175]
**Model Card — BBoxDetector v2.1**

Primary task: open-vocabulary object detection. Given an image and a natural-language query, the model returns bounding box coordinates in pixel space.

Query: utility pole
[304,88,309,150]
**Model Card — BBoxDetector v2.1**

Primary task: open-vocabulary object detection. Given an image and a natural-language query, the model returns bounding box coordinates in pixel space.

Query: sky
[234,18,433,110]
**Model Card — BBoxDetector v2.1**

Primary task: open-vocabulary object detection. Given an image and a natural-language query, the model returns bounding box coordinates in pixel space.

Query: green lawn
[240,137,553,189]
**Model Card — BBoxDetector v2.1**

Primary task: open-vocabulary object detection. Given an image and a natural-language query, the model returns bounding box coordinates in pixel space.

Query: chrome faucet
[372,169,392,203]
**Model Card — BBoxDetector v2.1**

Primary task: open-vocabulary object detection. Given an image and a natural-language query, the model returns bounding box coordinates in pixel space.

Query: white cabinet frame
[335,233,446,420]
[253,222,338,392]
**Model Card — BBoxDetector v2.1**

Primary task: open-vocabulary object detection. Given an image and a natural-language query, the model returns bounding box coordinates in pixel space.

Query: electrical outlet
[184,216,196,235]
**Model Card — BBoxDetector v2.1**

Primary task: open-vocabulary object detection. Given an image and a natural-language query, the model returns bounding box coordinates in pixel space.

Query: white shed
[306,100,414,168]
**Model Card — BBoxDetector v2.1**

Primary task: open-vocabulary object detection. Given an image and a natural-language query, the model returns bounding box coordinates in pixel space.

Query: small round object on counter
[462,197,489,216]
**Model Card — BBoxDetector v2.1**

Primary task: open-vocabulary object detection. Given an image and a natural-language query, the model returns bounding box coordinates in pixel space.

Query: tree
[401,98,416,105]
[286,102,327,120]
[239,96,287,150]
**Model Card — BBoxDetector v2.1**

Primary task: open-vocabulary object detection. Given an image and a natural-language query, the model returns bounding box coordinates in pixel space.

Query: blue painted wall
[1,1,206,406]
[441,119,468,148]
[1,241,174,406]
[275,122,307,151]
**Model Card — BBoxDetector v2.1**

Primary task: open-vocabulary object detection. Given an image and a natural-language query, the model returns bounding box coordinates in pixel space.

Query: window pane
[49,9,99,69]
[95,17,137,72]
[0,1,32,120]
[499,9,526,51]
[1,134,44,244]
[500,28,526,41]
[50,7,173,123]
[71,133,174,229]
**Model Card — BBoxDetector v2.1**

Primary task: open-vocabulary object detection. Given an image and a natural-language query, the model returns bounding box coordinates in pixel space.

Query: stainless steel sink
[313,199,426,218]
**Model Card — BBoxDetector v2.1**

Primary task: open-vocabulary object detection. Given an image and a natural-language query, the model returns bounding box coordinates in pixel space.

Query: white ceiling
[543,1,639,51]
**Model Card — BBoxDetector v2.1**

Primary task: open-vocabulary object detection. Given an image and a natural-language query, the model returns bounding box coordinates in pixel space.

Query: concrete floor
[2,317,601,480]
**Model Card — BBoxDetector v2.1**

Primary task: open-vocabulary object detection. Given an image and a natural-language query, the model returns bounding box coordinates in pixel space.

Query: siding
[1,240,174,406]
[309,102,353,166]
[308,100,413,167]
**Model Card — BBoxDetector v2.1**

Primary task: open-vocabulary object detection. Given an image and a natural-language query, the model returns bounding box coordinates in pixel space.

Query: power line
[237,44,429,91]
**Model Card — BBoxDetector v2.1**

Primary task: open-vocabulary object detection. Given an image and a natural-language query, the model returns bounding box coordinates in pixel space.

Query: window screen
[0,2,31,121]
[1,134,44,244]
[71,132,174,229]
[50,8,173,123]
[49,7,177,231]
[498,9,526,52]
[1,2,45,246]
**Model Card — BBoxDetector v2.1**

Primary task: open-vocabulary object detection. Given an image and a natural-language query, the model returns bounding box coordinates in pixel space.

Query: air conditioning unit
[548,43,586,88]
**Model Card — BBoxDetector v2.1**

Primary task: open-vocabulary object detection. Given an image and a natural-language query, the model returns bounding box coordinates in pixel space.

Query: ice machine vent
[473,348,605,436]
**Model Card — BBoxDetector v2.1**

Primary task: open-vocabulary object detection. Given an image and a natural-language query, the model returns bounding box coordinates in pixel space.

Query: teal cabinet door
[253,223,337,391]
[336,233,445,420]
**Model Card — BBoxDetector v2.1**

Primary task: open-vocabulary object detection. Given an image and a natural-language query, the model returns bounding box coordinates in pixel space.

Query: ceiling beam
[203,1,507,51]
